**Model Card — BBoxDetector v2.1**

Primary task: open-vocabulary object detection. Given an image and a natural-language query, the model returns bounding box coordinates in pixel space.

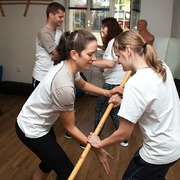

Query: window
[115,0,131,30]
[68,0,110,31]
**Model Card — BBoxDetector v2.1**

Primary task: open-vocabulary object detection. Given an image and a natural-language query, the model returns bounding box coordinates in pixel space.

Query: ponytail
[54,31,71,65]
[145,44,166,82]
[114,30,167,82]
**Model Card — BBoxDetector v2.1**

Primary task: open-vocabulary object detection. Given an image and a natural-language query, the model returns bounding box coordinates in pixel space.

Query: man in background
[32,2,65,89]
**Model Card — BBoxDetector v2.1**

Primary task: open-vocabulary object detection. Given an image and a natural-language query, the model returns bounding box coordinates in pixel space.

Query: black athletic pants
[15,122,74,180]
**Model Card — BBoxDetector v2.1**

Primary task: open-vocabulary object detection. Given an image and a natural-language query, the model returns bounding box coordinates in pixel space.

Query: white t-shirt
[118,63,180,164]
[102,38,126,85]
[17,61,80,138]
[32,26,62,81]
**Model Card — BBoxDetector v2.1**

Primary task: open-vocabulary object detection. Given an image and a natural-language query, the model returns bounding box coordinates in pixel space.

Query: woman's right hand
[88,133,113,174]
[95,148,113,175]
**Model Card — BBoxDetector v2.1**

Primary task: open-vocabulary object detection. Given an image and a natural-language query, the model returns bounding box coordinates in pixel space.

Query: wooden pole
[24,0,31,17]
[0,2,5,17]
[68,70,132,180]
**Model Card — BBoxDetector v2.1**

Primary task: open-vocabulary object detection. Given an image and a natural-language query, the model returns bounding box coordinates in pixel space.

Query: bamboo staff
[68,70,132,180]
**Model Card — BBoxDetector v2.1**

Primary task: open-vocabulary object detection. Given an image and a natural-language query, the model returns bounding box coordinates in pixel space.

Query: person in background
[32,2,65,89]
[137,19,155,45]
[88,30,180,179]
[16,29,122,180]
[82,17,128,149]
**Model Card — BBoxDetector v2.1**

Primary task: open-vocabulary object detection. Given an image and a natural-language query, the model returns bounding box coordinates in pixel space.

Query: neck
[138,66,150,70]
[139,29,147,33]
[65,60,79,75]
[134,58,149,71]
[46,22,56,31]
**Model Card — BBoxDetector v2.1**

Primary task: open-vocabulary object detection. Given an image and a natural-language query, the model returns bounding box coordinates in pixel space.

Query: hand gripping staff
[68,70,132,180]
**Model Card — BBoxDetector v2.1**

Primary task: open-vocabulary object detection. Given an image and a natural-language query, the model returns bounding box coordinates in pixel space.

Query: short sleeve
[111,48,118,62]
[103,38,118,62]
[51,86,75,111]
[118,83,146,124]
[39,30,56,54]
[75,72,81,81]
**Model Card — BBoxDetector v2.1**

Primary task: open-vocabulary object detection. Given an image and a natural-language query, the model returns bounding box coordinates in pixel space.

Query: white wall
[171,0,180,38]
[140,0,173,37]
[0,5,47,83]
[166,38,180,78]
[0,0,65,83]
[140,0,174,61]
[0,0,177,83]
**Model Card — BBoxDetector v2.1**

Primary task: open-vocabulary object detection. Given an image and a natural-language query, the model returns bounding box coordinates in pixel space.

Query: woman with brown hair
[91,17,128,147]
[16,29,122,180]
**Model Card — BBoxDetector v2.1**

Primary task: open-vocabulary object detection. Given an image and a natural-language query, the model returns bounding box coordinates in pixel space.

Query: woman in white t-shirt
[88,30,180,179]
[92,17,128,147]
[16,30,122,180]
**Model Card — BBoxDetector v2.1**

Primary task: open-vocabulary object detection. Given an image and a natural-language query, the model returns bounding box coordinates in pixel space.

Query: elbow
[108,61,115,68]
[117,130,131,142]
[109,64,114,68]
[120,133,129,142]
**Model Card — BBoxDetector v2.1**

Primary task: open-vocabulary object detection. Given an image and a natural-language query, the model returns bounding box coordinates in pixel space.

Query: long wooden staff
[68,70,132,180]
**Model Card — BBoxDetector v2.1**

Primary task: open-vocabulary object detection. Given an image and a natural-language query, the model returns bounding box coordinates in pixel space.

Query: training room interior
[0,0,180,179]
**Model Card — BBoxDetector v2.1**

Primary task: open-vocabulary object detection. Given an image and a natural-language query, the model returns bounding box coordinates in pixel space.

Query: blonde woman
[88,30,180,179]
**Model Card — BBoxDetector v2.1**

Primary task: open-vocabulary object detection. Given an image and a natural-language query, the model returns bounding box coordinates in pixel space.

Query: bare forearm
[92,59,115,68]
[67,126,87,145]
[51,49,59,61]
[88,119,134,149]
[83,82,111,97]
[100,130,128,148]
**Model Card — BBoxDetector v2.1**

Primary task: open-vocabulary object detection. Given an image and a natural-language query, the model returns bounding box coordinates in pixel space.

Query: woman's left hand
[88,132,101,148]
[111,86,124,96]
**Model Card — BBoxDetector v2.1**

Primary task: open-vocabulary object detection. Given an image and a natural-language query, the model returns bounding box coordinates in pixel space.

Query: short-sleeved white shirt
[118,63,180,164]
[32,26,62,81]
[102,38,126,85]
[17,61,80,138]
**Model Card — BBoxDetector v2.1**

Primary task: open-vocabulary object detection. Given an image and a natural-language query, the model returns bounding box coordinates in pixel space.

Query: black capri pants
[15,122,74,180]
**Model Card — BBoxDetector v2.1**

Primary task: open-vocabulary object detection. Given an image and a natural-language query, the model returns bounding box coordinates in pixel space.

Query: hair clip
[143,43,148,49]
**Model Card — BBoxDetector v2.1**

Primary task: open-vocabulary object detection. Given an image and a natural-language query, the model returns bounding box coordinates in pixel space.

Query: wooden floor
[0,93,179,180]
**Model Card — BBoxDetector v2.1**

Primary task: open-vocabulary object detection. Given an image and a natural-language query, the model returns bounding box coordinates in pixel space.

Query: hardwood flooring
[0,93,179,180]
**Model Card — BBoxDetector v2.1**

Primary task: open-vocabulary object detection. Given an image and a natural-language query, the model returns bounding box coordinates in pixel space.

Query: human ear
[126,46,132,56]
[70,50,78,60]
[49,12,54,19]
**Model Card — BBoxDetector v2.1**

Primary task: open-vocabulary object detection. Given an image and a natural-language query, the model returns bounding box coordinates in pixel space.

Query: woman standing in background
[91,17,128,147]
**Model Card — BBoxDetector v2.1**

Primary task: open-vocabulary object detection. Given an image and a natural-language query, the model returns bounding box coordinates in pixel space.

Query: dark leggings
[123,149,178,180]
[94,83,121,132]
[15,122,74,180]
